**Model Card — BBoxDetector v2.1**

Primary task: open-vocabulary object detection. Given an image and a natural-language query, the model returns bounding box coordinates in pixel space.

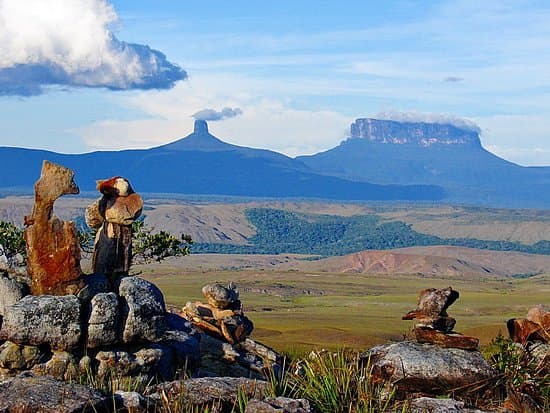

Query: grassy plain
[140,257,550,353]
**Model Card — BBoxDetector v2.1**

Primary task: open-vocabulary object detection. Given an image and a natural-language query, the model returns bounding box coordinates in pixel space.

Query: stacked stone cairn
[183,283,283,378]
[362,286,497,401]
[0,161,200,385]
[402,286,479,350]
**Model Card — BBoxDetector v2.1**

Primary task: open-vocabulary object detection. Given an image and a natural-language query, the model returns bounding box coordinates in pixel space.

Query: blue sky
[0,0,549,165]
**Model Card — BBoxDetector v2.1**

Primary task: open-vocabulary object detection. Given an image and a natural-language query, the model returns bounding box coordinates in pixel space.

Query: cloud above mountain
[0,0,186,96]
[193,107,243,121]
[374,110,481,133]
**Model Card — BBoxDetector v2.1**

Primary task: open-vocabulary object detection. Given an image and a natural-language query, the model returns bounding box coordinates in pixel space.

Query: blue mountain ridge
[297,118,550,208]
[0,120,443,202]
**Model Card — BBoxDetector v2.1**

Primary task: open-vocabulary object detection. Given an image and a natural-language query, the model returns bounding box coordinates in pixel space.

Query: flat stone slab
[361,341,497,397]
[147,377,269,407]
[0,295,82,350]
[0,373,109,413]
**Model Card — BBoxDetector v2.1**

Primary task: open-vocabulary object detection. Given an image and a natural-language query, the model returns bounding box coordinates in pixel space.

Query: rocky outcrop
[361,341,497,398]
[403,287,479,350]
[24,160,83,295]
[147,376,270,409]
[0,295,82,350]
[86,176,143,277]
[87,292,119,348]
[0,272,28,316]
[350,118,481,147]
[118,276,167,344]
[0,373,110,413]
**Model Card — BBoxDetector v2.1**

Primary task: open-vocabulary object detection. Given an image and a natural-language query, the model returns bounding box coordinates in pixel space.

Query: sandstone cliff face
[350,118,481,147]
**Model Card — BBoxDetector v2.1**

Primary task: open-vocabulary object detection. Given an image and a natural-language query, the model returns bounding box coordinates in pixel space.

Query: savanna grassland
[139,256,550,353]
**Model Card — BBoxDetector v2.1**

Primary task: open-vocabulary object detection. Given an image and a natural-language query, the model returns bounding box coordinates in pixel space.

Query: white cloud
[0,0,185,95]
[375,110,481,132]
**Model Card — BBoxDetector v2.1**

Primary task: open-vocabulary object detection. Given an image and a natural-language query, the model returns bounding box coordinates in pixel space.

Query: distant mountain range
[0,118,548,207]
[298,118,550,208]
[0,120,442,202]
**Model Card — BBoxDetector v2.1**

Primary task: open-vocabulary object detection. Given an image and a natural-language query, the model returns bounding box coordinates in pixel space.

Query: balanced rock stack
[402,287,479,351]
[0,162,200,384]
[183,283,282,378]
[183,283,253,345]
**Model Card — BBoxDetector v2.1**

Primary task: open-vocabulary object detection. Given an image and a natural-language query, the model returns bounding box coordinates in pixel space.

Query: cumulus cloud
[374,110,481,133]
[0,0,186,96]
[193,107,243,121]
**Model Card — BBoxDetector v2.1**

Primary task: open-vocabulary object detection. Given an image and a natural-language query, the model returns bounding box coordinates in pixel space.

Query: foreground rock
[117,276,167,344]
[147,376,270,409]
[0,272,28,316]
[0,295,82,350]
[24,160,83,295]
[245,397,312,413]
[0,373,110,413]
[361,341,497,398]
[408,397,492,413]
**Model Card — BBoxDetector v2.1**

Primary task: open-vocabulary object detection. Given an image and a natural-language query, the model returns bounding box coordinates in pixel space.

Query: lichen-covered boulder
[117,277,166,343]
[0,373,110,413]
[361,341,497,397]
[0,295,82,350]
[0,273,28,316]
[87,292,119,348]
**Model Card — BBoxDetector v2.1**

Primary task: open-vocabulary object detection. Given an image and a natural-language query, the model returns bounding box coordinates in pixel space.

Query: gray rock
[158,329,201,369]
[0,341,46,370]
[0,372,110,412]
[246,397,312,413]
[77,273,111,302]
[199,334,265,379]
[362,341,498,397]
[408,397,491,413]
[87,292,119,348]
[202,283,240,309]
[526,341,549,369]
[114,390,154,413]
[0,274,28,316]
[117,277,166,343]
[147,376,269,407]
[0,295,82,350]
